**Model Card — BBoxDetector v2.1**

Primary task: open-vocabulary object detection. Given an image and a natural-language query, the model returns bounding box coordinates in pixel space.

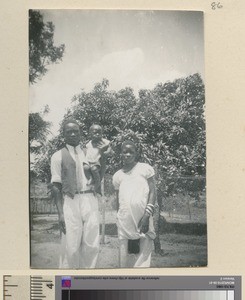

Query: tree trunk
[153,199,161,253]
[153,166,166,255]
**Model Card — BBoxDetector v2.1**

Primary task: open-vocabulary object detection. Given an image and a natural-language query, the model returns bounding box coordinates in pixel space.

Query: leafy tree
[61,73,205,182]
[31,136,64,182]
[29,10,65,179]
[29,106,53,183]
[29,105,51,154]
[33,74,205,192]
[29,10,65,84]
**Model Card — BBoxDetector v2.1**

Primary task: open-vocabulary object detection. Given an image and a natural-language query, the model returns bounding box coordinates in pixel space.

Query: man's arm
[103,145,114,157]
[51,182,66,234]
[97,140,114,157]
[50,152,66,234]
[138,176,156,234]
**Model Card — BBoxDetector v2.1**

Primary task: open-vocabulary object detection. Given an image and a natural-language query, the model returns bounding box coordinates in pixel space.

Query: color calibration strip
[56,276,240,300]
[61,290,234,300]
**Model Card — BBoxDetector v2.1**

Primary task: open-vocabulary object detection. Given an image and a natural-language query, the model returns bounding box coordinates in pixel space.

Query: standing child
[84,124,112,194]
[112,140,156,268]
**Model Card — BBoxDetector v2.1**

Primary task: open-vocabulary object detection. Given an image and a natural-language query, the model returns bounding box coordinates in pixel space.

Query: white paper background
[0,0,244,298]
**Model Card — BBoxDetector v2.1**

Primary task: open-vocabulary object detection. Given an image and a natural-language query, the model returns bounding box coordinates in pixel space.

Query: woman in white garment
[112,140,156,268]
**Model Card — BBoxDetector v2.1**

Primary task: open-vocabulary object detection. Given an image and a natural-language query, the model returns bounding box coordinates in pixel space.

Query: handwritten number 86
[211,2,223,10]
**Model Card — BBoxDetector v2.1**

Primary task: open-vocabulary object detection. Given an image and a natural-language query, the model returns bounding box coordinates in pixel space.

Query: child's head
[89,124,103,142]
[121,140,138,165]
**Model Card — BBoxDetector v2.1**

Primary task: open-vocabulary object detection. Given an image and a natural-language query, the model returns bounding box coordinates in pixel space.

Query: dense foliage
[32,74,206,197]
[29,106,51,153]
[29,10,65,84]
[68,74,205,176]
[29,9,65,178]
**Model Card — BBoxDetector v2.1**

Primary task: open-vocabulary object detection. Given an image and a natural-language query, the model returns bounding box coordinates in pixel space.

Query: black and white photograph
[29,9,206,269]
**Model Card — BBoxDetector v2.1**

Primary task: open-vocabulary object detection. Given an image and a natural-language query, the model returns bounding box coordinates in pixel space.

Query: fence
[30,197,57,214]
[160,175,206,223]
[30,175,206,221]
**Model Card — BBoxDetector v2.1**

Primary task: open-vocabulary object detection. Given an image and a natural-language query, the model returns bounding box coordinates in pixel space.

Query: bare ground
[30,213,207,269]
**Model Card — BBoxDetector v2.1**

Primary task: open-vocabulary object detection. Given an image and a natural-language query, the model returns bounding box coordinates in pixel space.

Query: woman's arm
[138,176,156,234]
[147,176,156,206]
[115,190,119,212]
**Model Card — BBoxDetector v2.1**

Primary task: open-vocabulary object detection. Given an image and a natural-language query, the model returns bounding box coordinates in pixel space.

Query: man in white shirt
[50,119,100,268]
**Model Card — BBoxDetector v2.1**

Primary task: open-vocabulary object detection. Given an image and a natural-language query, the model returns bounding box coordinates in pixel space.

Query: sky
[29,10,204,135]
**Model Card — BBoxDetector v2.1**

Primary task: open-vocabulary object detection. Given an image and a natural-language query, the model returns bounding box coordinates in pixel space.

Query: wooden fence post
[101,178,106,244]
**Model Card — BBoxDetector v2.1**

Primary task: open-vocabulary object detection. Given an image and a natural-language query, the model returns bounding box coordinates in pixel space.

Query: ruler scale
[2,276,241,300]
[30,276,55,300]
[3,275,55,300]
[3,275,29,299]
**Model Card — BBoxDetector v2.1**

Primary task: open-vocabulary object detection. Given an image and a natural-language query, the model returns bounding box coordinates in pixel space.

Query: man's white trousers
[59,193,100,268]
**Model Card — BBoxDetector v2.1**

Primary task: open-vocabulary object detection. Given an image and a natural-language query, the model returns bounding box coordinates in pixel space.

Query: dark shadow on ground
[98,216,206,236]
